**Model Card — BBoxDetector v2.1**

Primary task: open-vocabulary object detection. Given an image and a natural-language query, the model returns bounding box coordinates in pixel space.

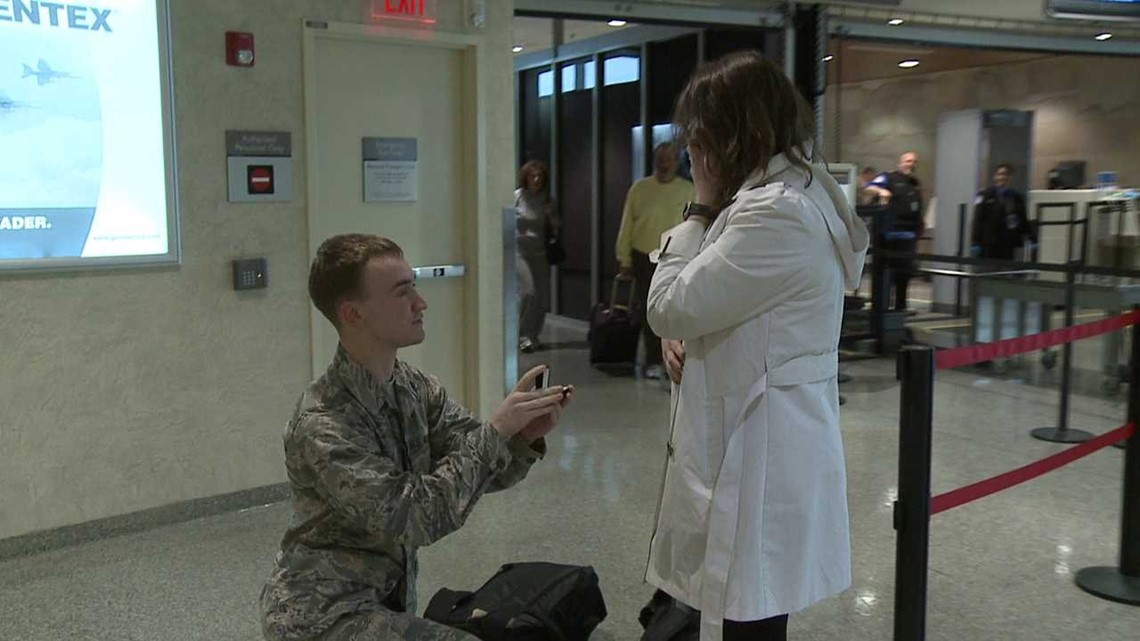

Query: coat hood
[757,154,870,290]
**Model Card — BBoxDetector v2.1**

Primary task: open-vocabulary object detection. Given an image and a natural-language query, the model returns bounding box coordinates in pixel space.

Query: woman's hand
[687,143,719,207]
[662,339,685,384]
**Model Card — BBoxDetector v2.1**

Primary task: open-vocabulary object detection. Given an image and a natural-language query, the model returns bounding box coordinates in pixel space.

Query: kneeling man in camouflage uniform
[260,234,571,640]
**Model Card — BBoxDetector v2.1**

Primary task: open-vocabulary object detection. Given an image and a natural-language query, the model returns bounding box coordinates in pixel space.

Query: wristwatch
[682,202,719,222]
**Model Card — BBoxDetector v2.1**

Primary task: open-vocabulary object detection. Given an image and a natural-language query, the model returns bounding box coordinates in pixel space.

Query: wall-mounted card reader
[233,258,268,290]
[413,264,466,280]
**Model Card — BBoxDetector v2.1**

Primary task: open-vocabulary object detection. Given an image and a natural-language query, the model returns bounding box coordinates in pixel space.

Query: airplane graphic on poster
[0,89,31,113]
[22,59,77,86]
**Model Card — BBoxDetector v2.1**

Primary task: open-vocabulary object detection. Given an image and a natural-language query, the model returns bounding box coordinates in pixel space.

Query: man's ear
[337,299,360,328]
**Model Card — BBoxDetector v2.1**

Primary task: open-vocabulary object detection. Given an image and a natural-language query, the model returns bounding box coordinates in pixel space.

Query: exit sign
[372,0,437,25]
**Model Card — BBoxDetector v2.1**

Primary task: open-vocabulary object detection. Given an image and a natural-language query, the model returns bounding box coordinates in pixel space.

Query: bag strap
[424,588,475,621]
[481,605,567,641]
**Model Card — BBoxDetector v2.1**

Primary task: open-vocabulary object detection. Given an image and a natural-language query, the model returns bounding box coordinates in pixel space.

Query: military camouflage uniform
[260,346,544,640]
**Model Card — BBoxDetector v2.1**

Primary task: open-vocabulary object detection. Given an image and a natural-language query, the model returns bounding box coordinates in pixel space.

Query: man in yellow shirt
[616,143,694,380]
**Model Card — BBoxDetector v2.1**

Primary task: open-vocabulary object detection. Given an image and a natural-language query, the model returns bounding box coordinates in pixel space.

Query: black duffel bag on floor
[424,562,607,641]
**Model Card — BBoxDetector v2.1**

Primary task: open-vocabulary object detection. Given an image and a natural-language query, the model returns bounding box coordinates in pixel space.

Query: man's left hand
[519,386,575,443]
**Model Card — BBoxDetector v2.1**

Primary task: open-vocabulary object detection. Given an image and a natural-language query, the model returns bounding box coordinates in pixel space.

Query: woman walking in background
[515,160,558,353]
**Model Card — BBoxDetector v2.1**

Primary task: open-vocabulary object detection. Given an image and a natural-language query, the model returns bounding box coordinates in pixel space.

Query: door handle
[413,264,466,280]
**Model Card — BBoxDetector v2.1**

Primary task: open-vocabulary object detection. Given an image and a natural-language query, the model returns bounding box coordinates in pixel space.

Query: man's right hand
[618,265,633,279]
[662,339,685,384]
[488,365,567,438]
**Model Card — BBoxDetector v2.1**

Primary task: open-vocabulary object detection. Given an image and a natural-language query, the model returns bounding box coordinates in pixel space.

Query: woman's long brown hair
[673,51,816,207]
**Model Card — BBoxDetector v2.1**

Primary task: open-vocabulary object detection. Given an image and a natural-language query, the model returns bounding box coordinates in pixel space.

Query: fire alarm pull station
[226,31,255,67]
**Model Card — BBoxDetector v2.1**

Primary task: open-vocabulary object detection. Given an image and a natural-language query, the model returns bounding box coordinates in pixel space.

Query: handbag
[545,223,565,266]
[424,562,607,641]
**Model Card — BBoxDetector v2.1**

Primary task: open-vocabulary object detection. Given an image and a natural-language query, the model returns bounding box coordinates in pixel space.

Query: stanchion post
[1074,309,1140,603]
[1032,204,1043,263]
[1032,264,1094,443]
[1116,201,1126,273]
[1066,204,1076,264]
[871,209,887,354]
[894,346,935,641]
[1122,319,1140,578]
[956,204,966,317]
[1079,218,1090,267]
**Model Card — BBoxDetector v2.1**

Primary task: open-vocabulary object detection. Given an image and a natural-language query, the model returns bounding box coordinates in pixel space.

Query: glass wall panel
[600,49,642,307]
[556,58,595,320]
[518,66,552,168]
[649,35,698,126]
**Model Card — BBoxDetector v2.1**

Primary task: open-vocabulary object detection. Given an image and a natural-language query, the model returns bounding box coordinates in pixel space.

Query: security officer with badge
[868,152,925,311]
[971,163,1035,261]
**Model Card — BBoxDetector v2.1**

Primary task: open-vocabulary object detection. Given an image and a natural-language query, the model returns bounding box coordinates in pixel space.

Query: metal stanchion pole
[1080,218,1090,267]
[893,346,935,641]
[1066,204,1077,264]
[1075,310,1140,604]
[1033,204,1043,263]
[956,204,966,317]
[1033,264,1095,443]
[871,209,887,355]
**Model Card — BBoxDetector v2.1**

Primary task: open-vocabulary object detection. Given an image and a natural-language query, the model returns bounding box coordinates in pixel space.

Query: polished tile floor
[2,321,1139,640]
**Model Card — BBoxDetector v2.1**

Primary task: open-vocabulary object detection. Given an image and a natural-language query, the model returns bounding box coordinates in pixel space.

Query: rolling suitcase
[587,277,641,368]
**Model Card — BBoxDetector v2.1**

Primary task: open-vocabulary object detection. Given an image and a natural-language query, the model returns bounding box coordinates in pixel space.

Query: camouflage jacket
[260,346,543,639]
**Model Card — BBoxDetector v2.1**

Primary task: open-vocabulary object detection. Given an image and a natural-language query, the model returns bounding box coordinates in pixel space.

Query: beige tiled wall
[0,0,516,541]
[825,55,1140,191]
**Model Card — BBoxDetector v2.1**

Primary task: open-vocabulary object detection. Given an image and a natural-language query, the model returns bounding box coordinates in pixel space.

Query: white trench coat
[645,154,869,641]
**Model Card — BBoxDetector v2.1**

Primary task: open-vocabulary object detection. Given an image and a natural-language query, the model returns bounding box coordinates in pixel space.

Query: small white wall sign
[363,137,418,203]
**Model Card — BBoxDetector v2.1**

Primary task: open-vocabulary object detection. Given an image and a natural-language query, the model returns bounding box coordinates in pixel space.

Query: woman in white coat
[644,52,869,641]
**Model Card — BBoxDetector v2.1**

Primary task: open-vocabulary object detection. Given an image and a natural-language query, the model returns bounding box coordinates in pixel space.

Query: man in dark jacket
[869,152,924,311]
[971,164,1035,260]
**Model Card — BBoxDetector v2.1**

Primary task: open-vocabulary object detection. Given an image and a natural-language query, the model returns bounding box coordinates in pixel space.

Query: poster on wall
[0,0,177,270]
[363,137,418,203]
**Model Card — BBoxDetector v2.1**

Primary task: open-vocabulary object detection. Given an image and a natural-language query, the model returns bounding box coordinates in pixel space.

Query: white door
[305,27,474,402]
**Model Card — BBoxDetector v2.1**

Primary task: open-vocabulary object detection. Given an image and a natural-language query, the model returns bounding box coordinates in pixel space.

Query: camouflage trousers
[318,610,480,641]
[260,584,479,641]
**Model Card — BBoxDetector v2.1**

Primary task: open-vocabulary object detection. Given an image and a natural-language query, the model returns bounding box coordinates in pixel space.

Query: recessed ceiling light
[608,19,627,27]
[822,54,834,62]
[888,18,905,26]
[898,59,920,69]
[1095,32,1113,41]
[512,45,524,53]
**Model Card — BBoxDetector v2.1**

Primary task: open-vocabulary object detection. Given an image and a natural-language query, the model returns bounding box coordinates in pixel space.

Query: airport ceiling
[824,39,1058,84]
[512,16,1070,84]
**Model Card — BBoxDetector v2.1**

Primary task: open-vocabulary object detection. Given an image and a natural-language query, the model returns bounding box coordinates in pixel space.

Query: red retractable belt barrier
[893,295,1140,641]
[934,310,1140,371]
[930,423,1135,516]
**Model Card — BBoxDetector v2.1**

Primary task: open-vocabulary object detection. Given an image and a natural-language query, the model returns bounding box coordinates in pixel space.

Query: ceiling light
[608,19,627,27]
[898,59,920,69]
[822,54,834,62]
[512,45,524,53]
[1095,32,1113,41]
[888,18,905,26]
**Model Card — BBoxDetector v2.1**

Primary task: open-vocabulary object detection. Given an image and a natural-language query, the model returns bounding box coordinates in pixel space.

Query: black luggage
[424,562,607,641]
[588,278,641,368]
